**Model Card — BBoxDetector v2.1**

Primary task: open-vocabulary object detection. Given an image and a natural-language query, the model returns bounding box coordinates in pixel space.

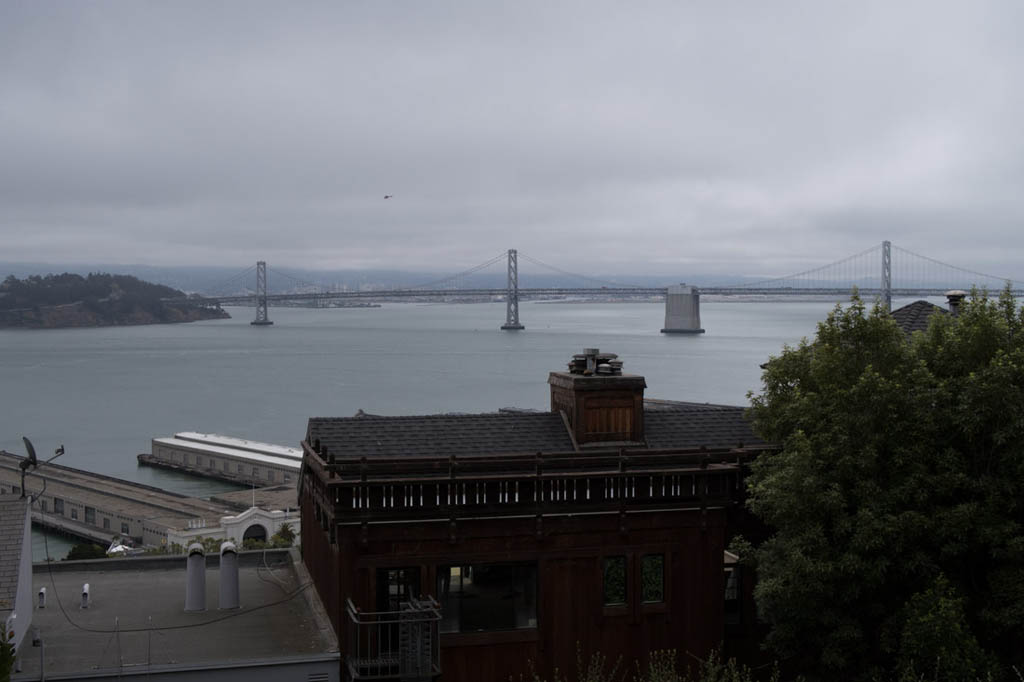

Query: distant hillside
[0,273,230,329]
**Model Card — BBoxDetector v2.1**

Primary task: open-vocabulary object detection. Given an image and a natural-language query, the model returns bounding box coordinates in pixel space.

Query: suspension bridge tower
[251,261,273,326]
[501,249,525,330]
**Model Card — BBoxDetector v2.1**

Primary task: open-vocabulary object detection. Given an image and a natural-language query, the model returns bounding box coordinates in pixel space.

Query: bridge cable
[715,243,882,290]
[267,266,330,293]
[202,265,257,297]
[407,252,507,290]
[891,245,1024,289]
[517,252,647,289]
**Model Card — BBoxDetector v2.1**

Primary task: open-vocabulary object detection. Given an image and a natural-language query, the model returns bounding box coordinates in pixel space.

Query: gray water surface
[2,299,861,488]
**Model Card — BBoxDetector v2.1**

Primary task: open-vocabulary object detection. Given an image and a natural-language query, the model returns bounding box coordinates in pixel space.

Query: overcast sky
[2,1,1023,279]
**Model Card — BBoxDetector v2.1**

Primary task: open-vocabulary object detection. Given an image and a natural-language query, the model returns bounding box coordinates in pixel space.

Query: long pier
[0,450,238,548]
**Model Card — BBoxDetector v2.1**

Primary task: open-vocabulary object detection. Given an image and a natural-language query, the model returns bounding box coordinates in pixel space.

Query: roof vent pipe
[946,290,967,318]
[38,587,46,609]
[184,543,206,612]
[80,583,90,609]
[219,541,240,610]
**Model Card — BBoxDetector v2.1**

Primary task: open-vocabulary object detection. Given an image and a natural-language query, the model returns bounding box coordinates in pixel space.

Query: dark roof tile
[890,300,947,335]
[0,496,29,613]
[308,401,767,459]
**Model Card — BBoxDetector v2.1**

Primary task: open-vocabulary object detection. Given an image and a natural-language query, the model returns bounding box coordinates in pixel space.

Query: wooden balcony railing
[302,445,765,525]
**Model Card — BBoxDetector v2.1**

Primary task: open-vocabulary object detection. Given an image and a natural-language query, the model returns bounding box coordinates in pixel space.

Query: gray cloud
[2,1,1023,280]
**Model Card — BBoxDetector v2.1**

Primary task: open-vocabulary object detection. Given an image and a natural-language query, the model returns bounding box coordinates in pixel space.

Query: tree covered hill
[0,272,229,328]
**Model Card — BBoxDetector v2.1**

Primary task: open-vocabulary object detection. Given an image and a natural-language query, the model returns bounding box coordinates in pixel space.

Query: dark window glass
[103,518,110,530]
[54,498,64,515]
[121,522,130,534]
[641,555,664,603]
[70,508,78,520]
[437,563,537,633]
[222,461,228,472]
[376,567,421,612]
[85,507,96,525]
[603,556,627,605]
[724,566,741,625]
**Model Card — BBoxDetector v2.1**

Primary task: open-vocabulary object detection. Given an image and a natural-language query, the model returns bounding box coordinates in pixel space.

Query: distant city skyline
[2,2,1023,278]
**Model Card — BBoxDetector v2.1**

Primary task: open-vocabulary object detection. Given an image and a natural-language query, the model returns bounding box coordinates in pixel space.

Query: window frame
[602,555,628,609]
[436,561,538,634]
[640,554,665,604]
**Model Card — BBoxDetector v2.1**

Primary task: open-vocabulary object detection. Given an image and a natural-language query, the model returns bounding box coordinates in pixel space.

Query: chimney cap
[945,290,968,299]
[187,542,205,557]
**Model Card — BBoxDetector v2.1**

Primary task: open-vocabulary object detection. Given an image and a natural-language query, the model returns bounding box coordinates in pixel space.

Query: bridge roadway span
[185,286,1015,306]
[0,450,239,547]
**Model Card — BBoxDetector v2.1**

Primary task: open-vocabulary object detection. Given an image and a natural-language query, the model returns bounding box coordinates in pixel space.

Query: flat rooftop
[172,432,303,461]
[0,451,234,528]
[17,549,337,679]
[152,437,301,470]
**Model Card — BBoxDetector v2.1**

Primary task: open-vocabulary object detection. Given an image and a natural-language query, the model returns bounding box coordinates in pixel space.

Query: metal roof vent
[219,541,240,610]
[38,587,46,609]
[567,348,623,376]
[80,583,90,609]
[185,543,206,612]
[946,290,967,317]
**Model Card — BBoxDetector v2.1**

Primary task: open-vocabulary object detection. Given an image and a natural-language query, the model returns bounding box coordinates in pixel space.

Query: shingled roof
[308,412,576,459]
[890,300,948,335]
[0,495,29,620]
[644,402,768,449]
[308,400,764,459]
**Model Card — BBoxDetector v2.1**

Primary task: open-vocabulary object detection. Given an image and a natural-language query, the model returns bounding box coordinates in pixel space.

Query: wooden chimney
[548,349,646,446]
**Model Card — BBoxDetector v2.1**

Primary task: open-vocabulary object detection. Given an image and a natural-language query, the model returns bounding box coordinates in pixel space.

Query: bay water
[2,298,900,559]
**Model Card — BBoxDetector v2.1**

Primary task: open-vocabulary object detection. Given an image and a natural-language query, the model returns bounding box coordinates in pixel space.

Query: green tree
[64,542,108,561]
[270,522,295,547]
[745,291,1024,680]
[1,625,14,682]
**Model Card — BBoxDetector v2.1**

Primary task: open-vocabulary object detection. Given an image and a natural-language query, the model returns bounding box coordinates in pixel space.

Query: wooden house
[298,350,770,681]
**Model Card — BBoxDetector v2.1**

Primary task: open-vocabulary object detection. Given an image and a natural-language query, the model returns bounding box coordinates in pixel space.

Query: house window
[70,508,79,520]
[437,563,537,633]
[252,467,259,477]
[196,456,203,467]
[267,469,274,481]
[641,555,664,603]
[103,518,110,530]
[377,567,421,612]
[85,507,96,525]
[222,461,229,472]
[725,566,741,625]
[54,498,64,515]
[237,463,243,473]
[603,556,627,605]
[121,522,130,534]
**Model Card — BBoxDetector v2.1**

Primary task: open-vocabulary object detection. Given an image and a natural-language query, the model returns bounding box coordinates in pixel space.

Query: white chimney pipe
[81,583,90,609]
[219,541,240,610]
[184,543,206,612]
[38,587,46,609]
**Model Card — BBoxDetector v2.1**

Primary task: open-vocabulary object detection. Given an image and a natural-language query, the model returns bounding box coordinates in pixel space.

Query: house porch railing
[345,597,441,682]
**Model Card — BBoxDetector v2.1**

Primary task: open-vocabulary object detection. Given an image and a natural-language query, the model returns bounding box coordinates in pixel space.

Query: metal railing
[346,597,441,681]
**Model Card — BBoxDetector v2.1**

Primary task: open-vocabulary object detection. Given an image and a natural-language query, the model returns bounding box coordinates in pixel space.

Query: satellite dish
[20,436,38,470]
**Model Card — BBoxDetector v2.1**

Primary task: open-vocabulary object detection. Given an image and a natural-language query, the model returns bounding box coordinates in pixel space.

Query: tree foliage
[0,272,182,311]
[64,542,108,561]
[746,290,1024,680]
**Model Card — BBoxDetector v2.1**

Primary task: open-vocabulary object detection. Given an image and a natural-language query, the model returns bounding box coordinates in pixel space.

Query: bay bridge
[183,241,1024,333]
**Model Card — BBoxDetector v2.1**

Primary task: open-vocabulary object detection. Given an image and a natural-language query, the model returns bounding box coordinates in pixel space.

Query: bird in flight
[384,195,394,199]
